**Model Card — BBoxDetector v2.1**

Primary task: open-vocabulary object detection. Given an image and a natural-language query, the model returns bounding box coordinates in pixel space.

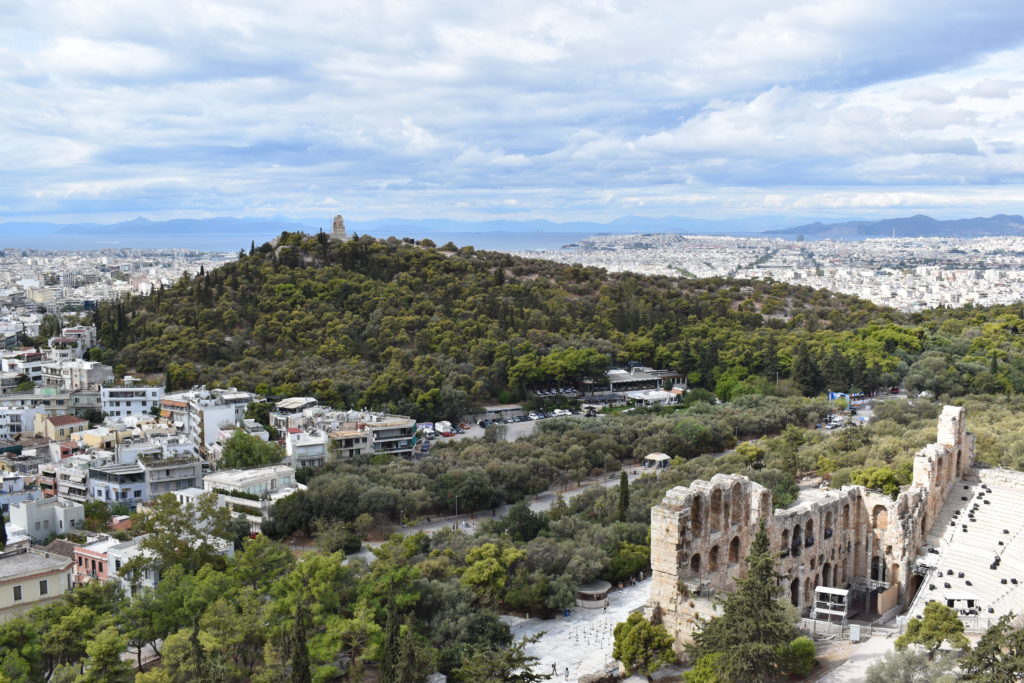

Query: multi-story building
[73,535,121,585]
[40,359,113,392]
[139,449,202,497]
[203,465,304,533]
[327,428,371,460]
[89,462,147,508]
[59,326,97,351]
[101,380,164,419]
[284,430,328,469]
[9,498,85,543]
[0,388,101,417]
[0,349,45,384]
[160,387,256,454]
[270,397,318,432]
[0,472,41,514]
[362,413,416,458]
[0,407,44,440]
[0,548,74,623]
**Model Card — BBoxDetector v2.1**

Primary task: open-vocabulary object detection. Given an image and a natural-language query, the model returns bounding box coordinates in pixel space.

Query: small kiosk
[576,580,612,608]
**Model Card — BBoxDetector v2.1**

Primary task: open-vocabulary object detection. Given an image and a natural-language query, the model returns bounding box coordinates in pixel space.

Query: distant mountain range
[766,214,1024,240]
[2,213,1024,251]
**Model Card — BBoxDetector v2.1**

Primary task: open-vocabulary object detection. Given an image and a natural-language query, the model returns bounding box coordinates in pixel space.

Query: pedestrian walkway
[504,578,650,682]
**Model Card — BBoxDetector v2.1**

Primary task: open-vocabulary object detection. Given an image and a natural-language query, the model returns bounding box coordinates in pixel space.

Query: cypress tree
[618,471,630,523]
[689,521,798,682]
[0,512,7,550]
[380,596,401,683]
[394,615,422,683]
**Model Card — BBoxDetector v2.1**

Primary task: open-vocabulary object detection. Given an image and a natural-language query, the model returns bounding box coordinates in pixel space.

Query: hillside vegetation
[91,231,914,417]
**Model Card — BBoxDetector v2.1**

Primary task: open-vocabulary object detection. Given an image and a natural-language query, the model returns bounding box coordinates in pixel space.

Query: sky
[3,0,1024,226]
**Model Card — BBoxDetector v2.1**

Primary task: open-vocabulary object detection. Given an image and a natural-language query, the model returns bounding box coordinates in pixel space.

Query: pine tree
[689,521,798,682]
[618,471,630,523]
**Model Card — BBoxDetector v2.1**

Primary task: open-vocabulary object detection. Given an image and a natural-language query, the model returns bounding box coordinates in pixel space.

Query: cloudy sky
[4,0,1024,225]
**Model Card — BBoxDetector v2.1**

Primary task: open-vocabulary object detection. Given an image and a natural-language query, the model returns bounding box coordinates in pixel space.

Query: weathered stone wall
[647,405,972,648]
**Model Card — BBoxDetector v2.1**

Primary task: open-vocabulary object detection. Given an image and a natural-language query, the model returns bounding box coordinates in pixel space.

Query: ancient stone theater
[644,405,1021,647]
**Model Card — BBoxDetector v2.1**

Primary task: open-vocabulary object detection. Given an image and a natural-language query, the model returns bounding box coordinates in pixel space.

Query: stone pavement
[814,635,895,682]
[504,578,651,682]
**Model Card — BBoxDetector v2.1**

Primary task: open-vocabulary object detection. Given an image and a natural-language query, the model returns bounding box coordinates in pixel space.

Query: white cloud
[3,0,1024,223]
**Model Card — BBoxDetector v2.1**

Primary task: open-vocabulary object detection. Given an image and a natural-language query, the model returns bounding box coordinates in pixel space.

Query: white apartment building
[0,406,44,440]
[101,381,164,418]
[284,430,328,469]
[40,359,113,391]
[160,387,257,454]
[9,498,85,543]
[203,465,304,532]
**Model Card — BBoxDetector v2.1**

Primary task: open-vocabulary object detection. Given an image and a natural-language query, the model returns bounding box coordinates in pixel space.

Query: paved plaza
[504,578,651,682]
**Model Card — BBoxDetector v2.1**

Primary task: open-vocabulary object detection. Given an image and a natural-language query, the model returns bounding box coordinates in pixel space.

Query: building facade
[647,405,973,650]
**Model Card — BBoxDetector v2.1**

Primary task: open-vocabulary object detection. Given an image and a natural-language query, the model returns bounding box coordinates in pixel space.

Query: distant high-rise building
[331,215,348,241]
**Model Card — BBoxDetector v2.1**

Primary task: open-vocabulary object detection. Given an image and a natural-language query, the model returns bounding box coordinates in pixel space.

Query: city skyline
[4,1,1024,226]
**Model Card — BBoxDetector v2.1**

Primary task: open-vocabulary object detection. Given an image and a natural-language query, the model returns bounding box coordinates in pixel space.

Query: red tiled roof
[48,415,87,427]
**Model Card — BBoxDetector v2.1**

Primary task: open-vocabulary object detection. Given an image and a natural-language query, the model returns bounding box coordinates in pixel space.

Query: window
[39,580,47,596]
[13,585,21,601]
[97,563,103,574]
[34,521,40,530]
[134,490,142,498]
[43,520,48,530]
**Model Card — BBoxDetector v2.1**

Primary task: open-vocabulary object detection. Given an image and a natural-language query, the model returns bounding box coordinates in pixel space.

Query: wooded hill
[90,231,1024,418]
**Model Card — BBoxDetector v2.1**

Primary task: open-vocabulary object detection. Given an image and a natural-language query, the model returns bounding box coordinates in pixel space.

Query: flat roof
[0,549,72,580]
[204,465,293,488]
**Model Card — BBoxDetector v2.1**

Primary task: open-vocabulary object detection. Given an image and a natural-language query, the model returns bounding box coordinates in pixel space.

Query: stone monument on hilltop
[331,215,348,241]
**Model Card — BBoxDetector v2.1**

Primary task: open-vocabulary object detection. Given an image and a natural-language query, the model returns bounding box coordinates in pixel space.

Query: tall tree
[688,521,798,682]
[790,341,824,397]
[618,471,630,523]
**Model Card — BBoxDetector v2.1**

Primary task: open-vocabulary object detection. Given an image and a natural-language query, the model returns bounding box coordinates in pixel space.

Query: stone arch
[690,553,701,575]
[729,536,740,564]
[691,496,703,536]
[781,529,790,554]
[709,545,720,571]
[731,482,744,525]
[806,519,815,547]
[872,505,888,530]
[822,562,831,587]
[790,578,800,607]
[824,511,833,539]
[842,503,850,528]
[791,524,803,557]
[804,577,813,603]
[921,511,928,536]
[710,489,723,531]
